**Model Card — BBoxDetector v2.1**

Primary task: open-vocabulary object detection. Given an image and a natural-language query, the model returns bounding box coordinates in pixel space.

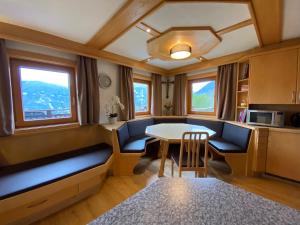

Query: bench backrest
[222,123,251,150]
[127,118,154,137]
[153,118,187,124]
[186,118,224,137]
[117,123,130,147]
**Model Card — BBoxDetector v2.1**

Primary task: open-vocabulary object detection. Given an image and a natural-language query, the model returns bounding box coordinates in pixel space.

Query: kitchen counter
[88,178,299,225]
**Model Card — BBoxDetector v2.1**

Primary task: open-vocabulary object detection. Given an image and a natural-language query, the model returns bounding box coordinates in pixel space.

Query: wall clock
[98,73,111,89]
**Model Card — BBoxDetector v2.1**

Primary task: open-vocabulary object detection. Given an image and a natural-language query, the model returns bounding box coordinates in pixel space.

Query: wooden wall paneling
[252,128,269,175]
[0,22,167,75]
[86,0,165,49]
[249,49,298,104]
[250,0,282,46]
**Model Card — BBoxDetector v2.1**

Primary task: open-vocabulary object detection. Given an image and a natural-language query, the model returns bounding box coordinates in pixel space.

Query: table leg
[158,140,169,177]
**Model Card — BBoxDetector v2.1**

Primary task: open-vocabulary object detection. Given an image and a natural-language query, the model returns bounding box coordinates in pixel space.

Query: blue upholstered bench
[0,143,112,200]
[208,123,251,153]
[117,118,155,153]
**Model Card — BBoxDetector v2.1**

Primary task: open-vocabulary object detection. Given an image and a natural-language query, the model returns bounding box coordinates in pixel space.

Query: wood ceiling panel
[0,0,127,43]
[86,0,165,49]
[251,0,282,45]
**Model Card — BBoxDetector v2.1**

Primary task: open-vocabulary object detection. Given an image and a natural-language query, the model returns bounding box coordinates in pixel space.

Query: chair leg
[179,168,182,178]
[171,160,174,177]
[194,171,197,178]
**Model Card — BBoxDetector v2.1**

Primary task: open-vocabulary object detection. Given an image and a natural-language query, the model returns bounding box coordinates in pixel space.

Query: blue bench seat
[0,143,112,200]
[208,123,251,154]
[122,135,154,153]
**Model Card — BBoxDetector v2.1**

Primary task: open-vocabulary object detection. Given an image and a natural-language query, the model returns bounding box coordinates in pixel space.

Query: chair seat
[208,138,244,153]
[121,135,154,153]
[170,149,204,167]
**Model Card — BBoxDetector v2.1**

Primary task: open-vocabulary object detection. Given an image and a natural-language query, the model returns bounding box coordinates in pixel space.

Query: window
[187,76,216,115]
[133,78,151,115]
[10,59,77,127]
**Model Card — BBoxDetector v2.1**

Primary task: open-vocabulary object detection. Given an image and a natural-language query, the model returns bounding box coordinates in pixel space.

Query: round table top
[145,123,216,142]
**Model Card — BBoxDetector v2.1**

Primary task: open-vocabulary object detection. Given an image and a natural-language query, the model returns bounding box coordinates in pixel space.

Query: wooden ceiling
[0,0,292,75]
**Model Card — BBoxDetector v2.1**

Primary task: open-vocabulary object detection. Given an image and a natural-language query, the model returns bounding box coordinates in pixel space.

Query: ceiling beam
[167,37,300,75]
[0,21,167,75]
[250,0,282,45]
[136,22,161,37]
[216,19,253,36]
[86,0,165,49]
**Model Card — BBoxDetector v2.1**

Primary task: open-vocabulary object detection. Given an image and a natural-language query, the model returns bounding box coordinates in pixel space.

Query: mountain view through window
[133,82,149,113]
[20,67,72,121]
[191,80,215,112]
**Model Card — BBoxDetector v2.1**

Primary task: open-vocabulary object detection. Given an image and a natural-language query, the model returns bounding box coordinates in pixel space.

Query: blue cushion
[127,118,154,137]
[121,135,154,153]
[153,118,187,124]
[222,123,251,151]
[0,143,112,200]
[117,123,130,147]
[186,118,224,137]
[209,138,244,153]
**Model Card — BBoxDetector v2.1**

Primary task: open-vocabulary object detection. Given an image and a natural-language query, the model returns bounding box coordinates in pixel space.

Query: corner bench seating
[113,117,253,176]
[0,143,113,225]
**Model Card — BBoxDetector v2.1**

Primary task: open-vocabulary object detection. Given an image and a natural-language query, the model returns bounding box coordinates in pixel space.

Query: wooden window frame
[10,58,78,128]
[187,74,217,116]
[133,78,152,116]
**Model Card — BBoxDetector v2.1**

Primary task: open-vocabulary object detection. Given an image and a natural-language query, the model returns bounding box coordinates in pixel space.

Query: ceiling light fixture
[146,28,151,33]
[170,44,191,60]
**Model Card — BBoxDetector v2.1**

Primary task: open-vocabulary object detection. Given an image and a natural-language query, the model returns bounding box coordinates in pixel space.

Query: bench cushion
[186,118,224,137]
[222,123,251,151]
[121,135,154,153]
[153,118,187,124]
[117,123,130,147]
[0,143,112,200]
[209,138,244,153]
[127,118,154,137]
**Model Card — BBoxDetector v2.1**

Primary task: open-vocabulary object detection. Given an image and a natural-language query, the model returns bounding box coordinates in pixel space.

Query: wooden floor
[33,157,300,225]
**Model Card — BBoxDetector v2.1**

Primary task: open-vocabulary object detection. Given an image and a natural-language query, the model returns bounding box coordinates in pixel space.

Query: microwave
[247,110,285,127]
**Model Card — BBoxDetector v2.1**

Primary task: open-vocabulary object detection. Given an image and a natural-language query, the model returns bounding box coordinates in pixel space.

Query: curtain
[216,63,238,120]
[77,56,100,125]
[173,73,187,116]
[0,39,14,136]
[119,65,135,120]
[151,73,162,116]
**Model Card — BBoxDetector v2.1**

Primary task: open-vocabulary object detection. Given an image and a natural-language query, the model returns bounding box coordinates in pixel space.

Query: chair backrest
[179,132,209,170]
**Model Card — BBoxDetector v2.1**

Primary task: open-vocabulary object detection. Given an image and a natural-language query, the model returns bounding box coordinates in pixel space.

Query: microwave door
[248,111,273,126]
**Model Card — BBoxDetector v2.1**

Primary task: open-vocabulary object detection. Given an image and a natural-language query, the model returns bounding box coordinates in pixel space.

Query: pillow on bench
[209,123,251,153]
[0,143,112,200]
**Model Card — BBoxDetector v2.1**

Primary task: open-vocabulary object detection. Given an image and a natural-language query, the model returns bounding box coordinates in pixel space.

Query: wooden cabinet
[249,49,299,104]
[266,130,300,181]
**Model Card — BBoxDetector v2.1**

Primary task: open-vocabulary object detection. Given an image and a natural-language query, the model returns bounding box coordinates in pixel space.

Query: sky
[192,81,211,93]
[20,67,70,87]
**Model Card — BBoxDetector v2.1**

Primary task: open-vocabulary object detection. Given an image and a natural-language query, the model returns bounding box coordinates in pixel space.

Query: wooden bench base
[113,152,144,176]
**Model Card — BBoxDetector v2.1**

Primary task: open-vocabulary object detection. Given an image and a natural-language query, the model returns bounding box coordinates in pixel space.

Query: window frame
[10,58,78,128]
[187,74,217,116]
[133,78,152,116]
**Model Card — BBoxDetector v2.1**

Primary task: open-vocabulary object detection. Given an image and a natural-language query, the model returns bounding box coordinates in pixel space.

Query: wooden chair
[170,132,209,178]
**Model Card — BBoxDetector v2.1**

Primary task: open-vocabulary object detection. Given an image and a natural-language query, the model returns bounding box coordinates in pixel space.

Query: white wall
[97,59,119,123]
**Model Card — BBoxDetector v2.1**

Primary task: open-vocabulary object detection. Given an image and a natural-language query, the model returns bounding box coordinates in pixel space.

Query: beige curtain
[151,73,162,116]
[216,63,238,120]
[0,39,14,136]
[77,56,100,125]
[173,74,187,116]
[119,65,135,120]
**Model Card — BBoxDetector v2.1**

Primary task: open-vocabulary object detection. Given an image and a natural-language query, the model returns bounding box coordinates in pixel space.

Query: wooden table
[145,123,216,177]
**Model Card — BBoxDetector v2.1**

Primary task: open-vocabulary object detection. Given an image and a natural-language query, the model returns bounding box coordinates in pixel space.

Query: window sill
[14,122,80,136]
[187,114,218,121]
